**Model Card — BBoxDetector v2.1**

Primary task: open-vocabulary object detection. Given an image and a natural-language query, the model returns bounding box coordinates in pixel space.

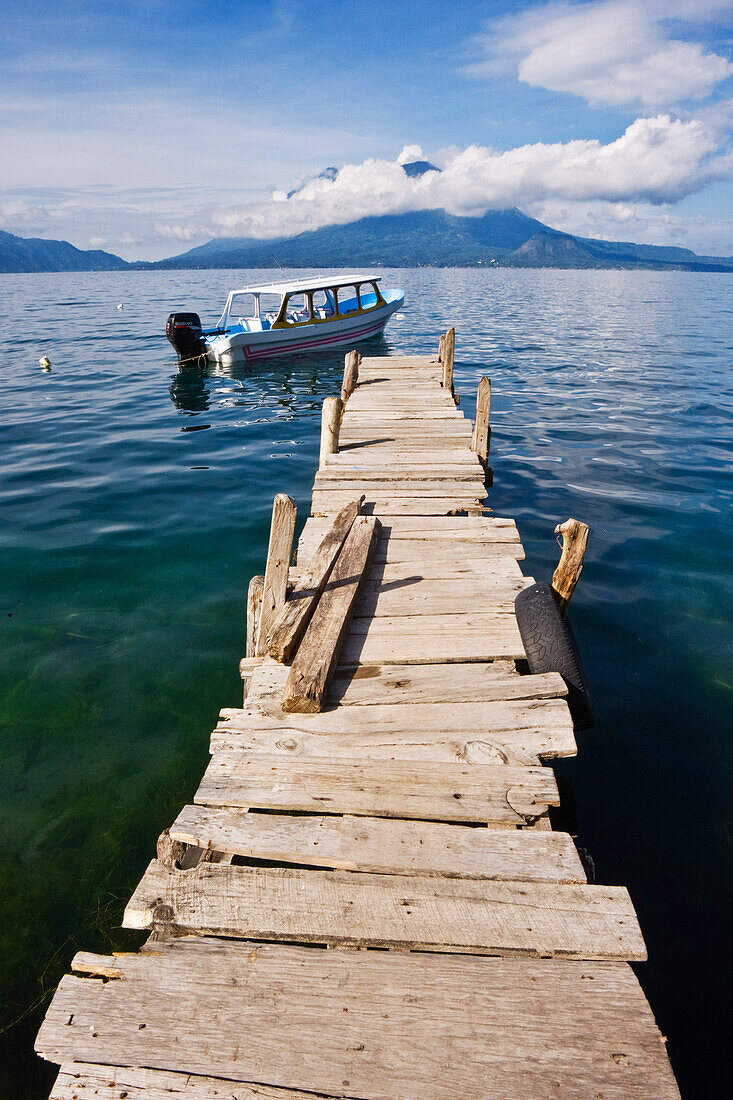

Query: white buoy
[39,356,51,371]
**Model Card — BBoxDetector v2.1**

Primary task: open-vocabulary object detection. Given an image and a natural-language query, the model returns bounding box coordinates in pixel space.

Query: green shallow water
[0,268,730,1097]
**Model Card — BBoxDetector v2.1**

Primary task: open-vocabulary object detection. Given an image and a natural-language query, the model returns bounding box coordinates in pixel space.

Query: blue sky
[2,0,733,259]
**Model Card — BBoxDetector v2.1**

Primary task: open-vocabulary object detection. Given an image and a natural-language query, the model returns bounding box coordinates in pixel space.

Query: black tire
[515,582,595,731]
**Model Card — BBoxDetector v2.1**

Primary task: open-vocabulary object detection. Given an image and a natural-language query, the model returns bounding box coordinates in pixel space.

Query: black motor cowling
[166,312,207,363]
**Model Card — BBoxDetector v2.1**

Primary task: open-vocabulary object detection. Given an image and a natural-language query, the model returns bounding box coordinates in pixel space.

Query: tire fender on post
[515,582,595,731]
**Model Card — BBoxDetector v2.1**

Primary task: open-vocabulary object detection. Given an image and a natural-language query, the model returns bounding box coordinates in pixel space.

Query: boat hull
[205,296,403,364]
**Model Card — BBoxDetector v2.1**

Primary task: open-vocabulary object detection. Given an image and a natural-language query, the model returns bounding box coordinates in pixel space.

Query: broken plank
[282,515,380,712]
[36,940,681,1100]
[169,805,586,882]
[266,497,362,663]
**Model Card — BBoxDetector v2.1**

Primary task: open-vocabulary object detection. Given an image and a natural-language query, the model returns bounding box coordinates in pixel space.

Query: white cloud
[527,196,733,255]
[197,115,731,241]
[397,144,425,164]
[468,0,733,109]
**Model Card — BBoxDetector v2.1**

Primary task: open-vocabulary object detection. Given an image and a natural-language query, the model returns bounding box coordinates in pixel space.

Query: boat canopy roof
[226,274,382,298]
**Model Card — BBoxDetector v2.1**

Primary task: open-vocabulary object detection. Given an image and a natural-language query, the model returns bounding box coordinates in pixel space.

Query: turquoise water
[1,268,730,1097]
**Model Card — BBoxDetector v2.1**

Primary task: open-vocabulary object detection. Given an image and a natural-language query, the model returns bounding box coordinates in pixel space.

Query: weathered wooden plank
[301,660,567,707]
[195,754,560,824]
[315,466,485,482]
[125,861,644,961]
[210,725,555,766]
[37,940,680,1100]
[339,427,473,440]
[304,514,518,534]
[256,494,297,656]
[341,612,525,664]
[297,516,520,564]
[367,539,523,563]
[362,556,525,581]
[282,515,380,712]
[353,582,529,619]
[212,721,571,764]
[311,493,486,516]
[50,1064,333,1100]
[216,689,575,761]
[169,805,586,881]
[238,655,562,704]
[266,498,362,663]
[311,479,487,496]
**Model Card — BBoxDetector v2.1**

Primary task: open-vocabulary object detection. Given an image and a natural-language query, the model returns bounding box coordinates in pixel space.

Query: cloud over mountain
[199,117,731,242]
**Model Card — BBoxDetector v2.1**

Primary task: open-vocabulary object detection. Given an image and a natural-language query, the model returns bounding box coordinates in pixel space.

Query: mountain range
[3,162,733,274]
[0,229,127,273]
[137,207,733,272]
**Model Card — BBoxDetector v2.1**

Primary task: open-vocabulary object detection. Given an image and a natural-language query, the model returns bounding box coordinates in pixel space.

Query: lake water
[1,267,730,1098]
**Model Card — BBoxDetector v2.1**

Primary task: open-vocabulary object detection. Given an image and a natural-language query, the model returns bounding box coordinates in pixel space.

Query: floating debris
[117,303,125,310]
[39,356,52,371]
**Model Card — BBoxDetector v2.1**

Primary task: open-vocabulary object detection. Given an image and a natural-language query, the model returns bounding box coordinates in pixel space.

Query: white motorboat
[166,274,404,364]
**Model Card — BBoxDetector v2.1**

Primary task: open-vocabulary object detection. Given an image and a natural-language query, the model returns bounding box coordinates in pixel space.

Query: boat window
[311,289,336,319]
[358,282,380,310]
[336,285,360,315]
[227,292,282,327]
[283,292,311,325]
[228,292,258,322]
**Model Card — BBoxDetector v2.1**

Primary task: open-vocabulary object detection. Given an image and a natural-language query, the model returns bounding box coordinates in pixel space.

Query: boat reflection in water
[168,337,389,416]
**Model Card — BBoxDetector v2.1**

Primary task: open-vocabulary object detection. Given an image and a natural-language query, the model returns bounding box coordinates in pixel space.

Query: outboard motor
[166,312,207,363]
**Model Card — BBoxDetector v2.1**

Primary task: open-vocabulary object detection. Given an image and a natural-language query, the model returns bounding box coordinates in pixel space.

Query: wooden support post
[256,494,297,655]
[441,328,455,391]
[320,396,343,466]
[552,518,589,617]
[438,332,446,365]
[471,376,491,464]
[341,350,361,403]
[245,574,264,659]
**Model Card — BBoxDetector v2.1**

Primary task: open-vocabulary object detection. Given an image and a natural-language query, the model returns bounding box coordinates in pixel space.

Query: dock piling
[552,518,589,616]
[471,375,491,465]
[341,350,361,402]
[256,494,296,655]
[320,395,343,465]
[440,327,455,391]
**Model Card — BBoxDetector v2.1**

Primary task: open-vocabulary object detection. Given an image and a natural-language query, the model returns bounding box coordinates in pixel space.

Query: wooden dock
[36,341,680,1098]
